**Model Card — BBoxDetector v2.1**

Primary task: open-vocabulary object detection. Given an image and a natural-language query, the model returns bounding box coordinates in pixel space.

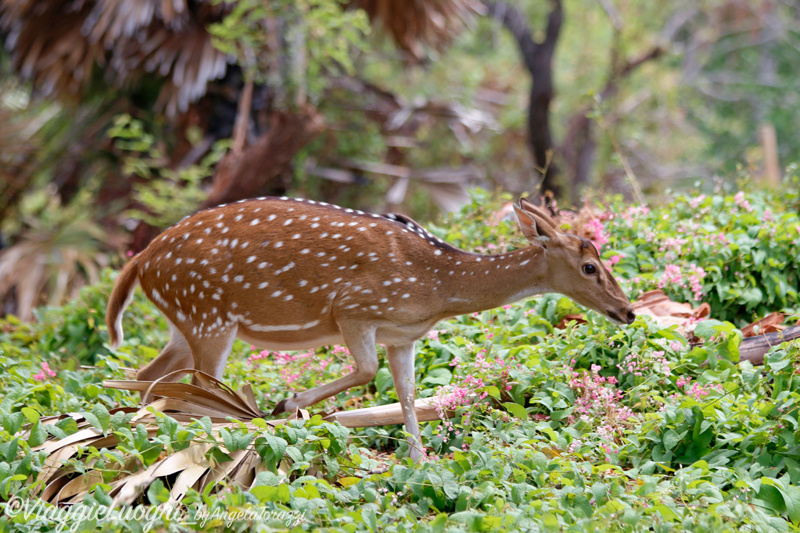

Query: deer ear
[519,197,559,227]
[513,204,559,246]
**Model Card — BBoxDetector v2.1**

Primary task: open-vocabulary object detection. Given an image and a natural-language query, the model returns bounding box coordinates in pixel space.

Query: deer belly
[236,321,344,351]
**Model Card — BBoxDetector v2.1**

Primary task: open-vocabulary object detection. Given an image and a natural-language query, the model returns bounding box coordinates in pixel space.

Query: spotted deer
[106,196,635,460]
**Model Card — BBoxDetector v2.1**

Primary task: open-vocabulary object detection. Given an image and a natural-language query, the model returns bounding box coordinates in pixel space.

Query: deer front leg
[386,343,423,461]
[273,324,379,414]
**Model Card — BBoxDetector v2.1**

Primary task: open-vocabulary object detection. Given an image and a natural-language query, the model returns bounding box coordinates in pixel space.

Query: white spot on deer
[310,287,319,293]
[212,293,221,300]
[434,250,442,256]
[267,214,276,222]
[383,281,392,286]
[275,262,295,275]
[408,277,417,282]
[284,219,293,226]
[235,214,243,221]
[190,284,195,293]
[221,275,229,282]
[292,234,301,239]
[234,275,244,282]
[299,280,308,287]
[250,219,260,226]
[258,282,269,289]
[275,241,283,248]
[285,294,293,301]
[271,291,282,298]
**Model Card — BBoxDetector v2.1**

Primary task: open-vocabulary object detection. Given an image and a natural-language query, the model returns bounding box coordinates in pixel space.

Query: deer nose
[625,309,636,324]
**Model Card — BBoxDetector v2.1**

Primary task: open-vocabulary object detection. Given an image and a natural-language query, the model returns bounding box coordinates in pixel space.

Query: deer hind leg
[136,321,194,400]
[185,325,238,385]
[386,343,423,461]
[137,322,193,382]
[273,324,378,414]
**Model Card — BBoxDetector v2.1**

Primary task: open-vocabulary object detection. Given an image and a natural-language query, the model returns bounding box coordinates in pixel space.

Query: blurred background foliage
[0,0,798,319]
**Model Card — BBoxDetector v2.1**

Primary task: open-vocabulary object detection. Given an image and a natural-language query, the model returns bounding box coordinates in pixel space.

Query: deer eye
[582,263,597,275]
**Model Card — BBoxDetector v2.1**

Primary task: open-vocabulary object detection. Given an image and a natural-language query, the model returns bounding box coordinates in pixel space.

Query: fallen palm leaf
[24,371,468,506]
[632,289,711,334]
[24,371,293,505]
[742,312,786,338]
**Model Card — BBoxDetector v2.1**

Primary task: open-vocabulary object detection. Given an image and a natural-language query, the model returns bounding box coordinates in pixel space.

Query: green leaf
[375,368,393,393]
[91,404,111,433]
[147,478,170,505]
[20,407,40,425]
[2,413,24,435]
[430,513,448,533]
[422,368,452,387]
[663,429,682,450]
[502,402,529,420]
[0,439,18,462]
[27,421,48,447]
[483,386,501,399]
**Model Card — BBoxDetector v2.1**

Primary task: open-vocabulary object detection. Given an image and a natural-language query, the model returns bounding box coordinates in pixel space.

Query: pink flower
[689,194,706,209]
[33,362,57,381]
[586,219,609,250]
[734,191,752,212]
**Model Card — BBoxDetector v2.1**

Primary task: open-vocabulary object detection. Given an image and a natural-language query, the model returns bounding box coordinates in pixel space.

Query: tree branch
[482,0,538,72]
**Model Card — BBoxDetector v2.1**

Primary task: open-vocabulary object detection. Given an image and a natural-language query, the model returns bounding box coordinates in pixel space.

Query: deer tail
[106,256,141,349]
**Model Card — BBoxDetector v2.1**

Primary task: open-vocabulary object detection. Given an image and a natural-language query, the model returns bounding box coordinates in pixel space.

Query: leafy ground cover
[1,182,800,531]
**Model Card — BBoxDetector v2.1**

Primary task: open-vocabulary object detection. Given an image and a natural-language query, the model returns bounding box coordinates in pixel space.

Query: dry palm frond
[351,0,484,58]
[0,0,229,116]
[2,0,481,116]
[28,371,462,506]
[29,371,295,506]
[0,205,127,321]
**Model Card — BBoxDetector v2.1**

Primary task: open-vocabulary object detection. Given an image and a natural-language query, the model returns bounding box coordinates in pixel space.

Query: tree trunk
[483,0,563,197]
[201,106,324,209]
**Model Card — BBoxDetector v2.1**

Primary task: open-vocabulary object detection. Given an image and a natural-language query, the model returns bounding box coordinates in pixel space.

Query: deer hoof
[271,399,289,415]
[271,393,298,415]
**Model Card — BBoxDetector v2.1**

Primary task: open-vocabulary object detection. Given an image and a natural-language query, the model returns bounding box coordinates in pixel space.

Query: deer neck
[432,245,549,318]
